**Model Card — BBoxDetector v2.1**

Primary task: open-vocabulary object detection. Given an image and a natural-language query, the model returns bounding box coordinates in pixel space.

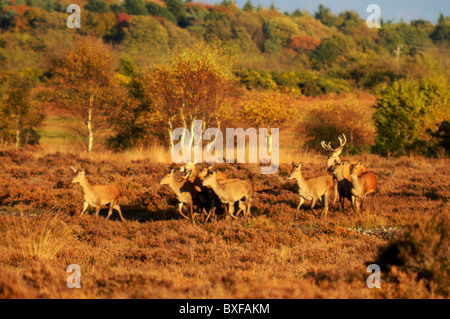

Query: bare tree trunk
[15,115,21,149]
[168,118,174,154]
[87,95,94,152]
[268,131,272,155]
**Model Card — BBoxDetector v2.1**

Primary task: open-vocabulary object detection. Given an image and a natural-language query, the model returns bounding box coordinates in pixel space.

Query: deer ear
[70,166,77,173]
[356,161,362,167]
[298,162,303,169]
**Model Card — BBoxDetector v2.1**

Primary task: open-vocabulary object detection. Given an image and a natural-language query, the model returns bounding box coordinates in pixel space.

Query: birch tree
[141,42,236,155]
[49,37,117,152]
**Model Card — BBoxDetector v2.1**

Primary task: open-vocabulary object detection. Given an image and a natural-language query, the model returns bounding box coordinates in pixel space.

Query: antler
[321,141,334,151]
[337,134,347,149]
[322,134,347,153]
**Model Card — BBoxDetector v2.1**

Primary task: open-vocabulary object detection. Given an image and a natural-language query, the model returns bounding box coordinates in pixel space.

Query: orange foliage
[289,35,321,54]
[186,2,214,10]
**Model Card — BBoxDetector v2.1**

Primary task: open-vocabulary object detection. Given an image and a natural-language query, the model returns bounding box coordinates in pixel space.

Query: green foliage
[263,16,301,49]
[146,2,176,23]
[309,34,355,68]
[315,4,339,28]
[337,10,362,35]
[84,0,110,14]
[121,15,170,56]
[164,0,187,26]
[242,0,254,12]
[237,68,350,96]
[124,0,148,16]
[430,14,450,44]
[373,76,450,156]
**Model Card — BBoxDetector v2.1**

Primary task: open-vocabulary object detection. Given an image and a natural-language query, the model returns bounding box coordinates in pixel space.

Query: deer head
[321,134,347,168]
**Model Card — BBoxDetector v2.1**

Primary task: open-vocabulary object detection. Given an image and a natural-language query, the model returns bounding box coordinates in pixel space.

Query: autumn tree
[138,42,236,153]
[49,37,118,152]
[240,90,296,153]
[289,34,321,54]
[0,70,44,148]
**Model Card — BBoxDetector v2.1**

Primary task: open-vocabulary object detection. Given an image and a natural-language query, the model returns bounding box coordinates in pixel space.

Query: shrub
[0,214,73,260]
[373,76,450,157]
[373,208,449,297]
[299,97,375,152]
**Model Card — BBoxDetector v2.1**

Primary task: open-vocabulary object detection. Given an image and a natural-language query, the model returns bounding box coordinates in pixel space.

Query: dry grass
[0,147,448,299]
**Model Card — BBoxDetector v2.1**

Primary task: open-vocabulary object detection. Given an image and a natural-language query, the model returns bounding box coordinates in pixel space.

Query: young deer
[288,163,334,220]
[202,171,254,222]
[349,161,377,214]
[71,167,125,222]
[196,163,227,180]
[331,162,353,211]
[179,163,234,222]
[160,169,211,225]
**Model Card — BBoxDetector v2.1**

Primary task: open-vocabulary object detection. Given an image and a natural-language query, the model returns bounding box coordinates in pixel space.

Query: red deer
[288,163,334,220]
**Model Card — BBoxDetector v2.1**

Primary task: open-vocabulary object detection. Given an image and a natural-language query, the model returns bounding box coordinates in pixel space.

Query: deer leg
[246,200,252,222]
[190,202,195,226]
[319,193,329,219]
[95,205,101,217]
[236,201,245,217]
[114,204,125,222]
[361,196,367,214]
[228,203,238,220]
[333,182,339,205]
[351,195,358,214]
[295,197,305,221]
[310,197,317,214]
[373,193,376,212]
[80,202,89,217]
[178,203,190,220]
[106,201,114,220]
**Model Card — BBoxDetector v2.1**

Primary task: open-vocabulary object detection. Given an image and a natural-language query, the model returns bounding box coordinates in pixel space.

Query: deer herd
[70,134,378,225]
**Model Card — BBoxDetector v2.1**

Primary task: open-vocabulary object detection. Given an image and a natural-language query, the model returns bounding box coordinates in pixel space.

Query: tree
[0,70,43,148]
[124,0,148,15]
[429,120,450,155]
[84,0,110,13]
[309,34,355,68]
[373,76,450,156]
[240,90,295,153]
[49,37,118,152]
[289,34,321,54]
[242,0,254,12]
[139,42,236,153]
[315,4,338,27]
[430,14,450,44]
[164,0,186,26]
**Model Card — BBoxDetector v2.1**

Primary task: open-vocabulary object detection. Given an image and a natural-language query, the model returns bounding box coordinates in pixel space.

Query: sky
[201,0,450,23]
